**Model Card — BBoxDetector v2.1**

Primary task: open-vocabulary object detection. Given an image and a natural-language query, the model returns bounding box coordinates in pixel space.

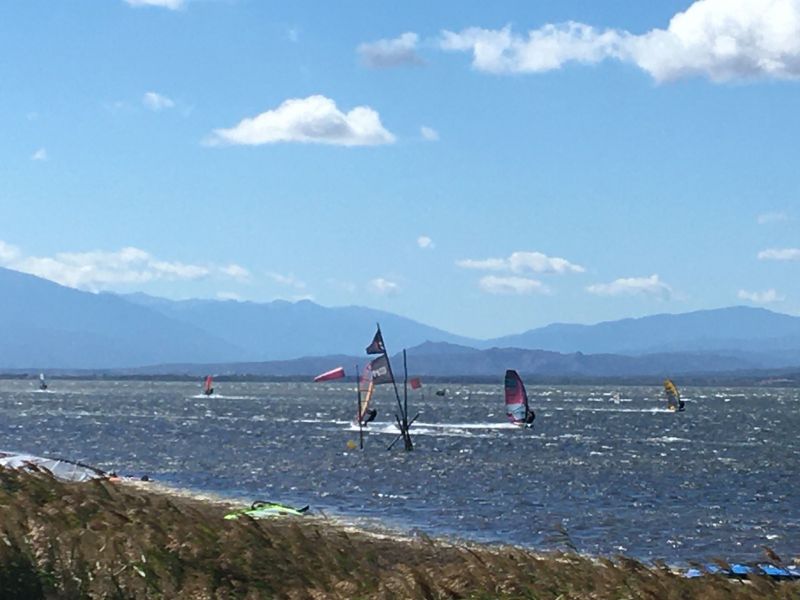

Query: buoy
[346,440,357,450]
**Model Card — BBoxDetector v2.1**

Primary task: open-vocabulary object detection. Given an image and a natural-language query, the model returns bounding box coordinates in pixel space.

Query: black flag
[366,328,385,354]
[368,355,393,385]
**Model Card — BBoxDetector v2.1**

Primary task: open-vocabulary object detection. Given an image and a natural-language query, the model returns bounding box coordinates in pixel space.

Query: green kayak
[224,500,309,520]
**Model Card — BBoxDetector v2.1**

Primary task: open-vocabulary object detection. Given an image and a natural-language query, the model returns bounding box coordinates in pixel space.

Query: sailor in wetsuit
[362,408,377,425]
[525,410,536,427]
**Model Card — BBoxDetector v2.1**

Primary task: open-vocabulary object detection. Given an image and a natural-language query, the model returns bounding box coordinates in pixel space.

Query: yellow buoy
[346,440,357,450]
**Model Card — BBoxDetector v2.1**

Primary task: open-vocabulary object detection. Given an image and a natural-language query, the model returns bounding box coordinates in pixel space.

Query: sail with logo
[504,369,535,428]
[355,325,415,451]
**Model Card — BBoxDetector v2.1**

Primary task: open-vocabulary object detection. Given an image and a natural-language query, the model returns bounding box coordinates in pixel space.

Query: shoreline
[2,468,797,599]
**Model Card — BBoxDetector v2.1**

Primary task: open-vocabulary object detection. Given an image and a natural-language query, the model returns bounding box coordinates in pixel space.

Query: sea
[1,379,797,565]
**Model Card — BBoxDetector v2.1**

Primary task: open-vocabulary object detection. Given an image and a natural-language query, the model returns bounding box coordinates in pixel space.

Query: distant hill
[2,266,800,374]
[0,268,243,369]
[484,307,800,362]
[114,342,767,379]
[121,293,477,360]
[0,268,474,368]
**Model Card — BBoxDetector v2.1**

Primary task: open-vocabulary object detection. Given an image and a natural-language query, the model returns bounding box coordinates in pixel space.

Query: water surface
[1,380,797,563]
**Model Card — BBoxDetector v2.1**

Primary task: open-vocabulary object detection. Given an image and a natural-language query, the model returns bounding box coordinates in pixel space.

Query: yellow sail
[358,381,375,422]
[663,379,681,411]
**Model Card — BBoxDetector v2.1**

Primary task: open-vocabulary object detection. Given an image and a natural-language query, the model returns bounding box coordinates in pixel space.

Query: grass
[0,467,797,599]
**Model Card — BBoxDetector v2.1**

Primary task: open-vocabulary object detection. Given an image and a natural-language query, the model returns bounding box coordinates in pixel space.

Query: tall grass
[0,467,796,599]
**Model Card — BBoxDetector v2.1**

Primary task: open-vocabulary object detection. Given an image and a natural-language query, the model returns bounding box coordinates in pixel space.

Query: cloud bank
[208,95,395,147]
[440,0,800,82]
[457,251,584,274]
[758,247,800,260]
[737,288,784,303]
[587,274,673,299]
[0,241,247,291]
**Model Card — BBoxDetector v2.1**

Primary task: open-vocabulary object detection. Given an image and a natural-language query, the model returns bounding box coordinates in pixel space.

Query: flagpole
[374,323,412,451]
[403,349,409,434]
[355,364,363,450]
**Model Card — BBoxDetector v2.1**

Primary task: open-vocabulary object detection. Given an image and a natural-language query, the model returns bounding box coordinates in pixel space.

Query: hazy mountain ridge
[2,267,800,374]
[484,307,800,358]
[121,293,478,360]
[0,268,244,369]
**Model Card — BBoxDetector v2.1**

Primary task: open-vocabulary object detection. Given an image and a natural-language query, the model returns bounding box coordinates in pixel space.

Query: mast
[355,363,364,450]
[368,323,412,451]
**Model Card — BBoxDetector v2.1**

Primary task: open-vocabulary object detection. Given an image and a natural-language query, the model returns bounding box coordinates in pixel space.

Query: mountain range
[2,266,799,376]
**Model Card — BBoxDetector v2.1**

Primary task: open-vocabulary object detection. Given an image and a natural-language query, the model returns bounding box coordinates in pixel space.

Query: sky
[1,0,799,339]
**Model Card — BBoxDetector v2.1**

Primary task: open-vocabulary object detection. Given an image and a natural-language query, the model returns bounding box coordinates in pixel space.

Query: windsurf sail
[664,379,684,412]
[504,369,534,427]
[203,375,214,396]
[356,364,376,424]
[38,373,47,390]
[313,366,345,382]
[224,500,309,520]
[410,377,422,390]
[0,450,111,482]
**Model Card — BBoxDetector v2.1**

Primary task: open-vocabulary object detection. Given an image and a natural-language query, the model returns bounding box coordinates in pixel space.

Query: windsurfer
[361,408,377,425]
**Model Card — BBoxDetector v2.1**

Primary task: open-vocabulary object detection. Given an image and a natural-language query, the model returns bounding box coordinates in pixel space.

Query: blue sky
[1,0,798,338]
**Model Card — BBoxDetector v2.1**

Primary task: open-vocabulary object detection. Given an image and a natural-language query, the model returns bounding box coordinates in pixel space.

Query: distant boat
[504,369,535,427]
[664,379,685,412]
[612,391,621,405]
[203,375,214,396]
[38,373,48,391]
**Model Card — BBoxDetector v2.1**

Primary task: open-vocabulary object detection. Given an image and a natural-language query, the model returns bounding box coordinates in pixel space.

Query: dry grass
[0,467,797,599]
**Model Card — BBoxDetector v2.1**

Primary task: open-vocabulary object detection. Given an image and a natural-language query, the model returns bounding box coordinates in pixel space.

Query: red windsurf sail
[313,366,346,382]
[203,375,214,395]
[504,369,531,425]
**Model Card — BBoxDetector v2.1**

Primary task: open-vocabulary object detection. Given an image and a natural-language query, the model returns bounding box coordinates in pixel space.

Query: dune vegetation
[0,467,797,599]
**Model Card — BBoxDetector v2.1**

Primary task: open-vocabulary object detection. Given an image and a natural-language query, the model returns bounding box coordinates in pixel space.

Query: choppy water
[1,379,797,563]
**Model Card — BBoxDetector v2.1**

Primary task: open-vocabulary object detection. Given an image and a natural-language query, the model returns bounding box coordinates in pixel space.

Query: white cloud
[457,251,584,274]
[757,211,789,224]
[368,277,400,295]
[0,241,21,263]
[441,23,622,74]
[0,241,247,291]
[267,272,306,289]
[440,0,800,82]
[31,148,47,161]
[220,264,250,281]
[142,91,175,111]
[417,235,434,249]
[479,275,550,295]
[586,274,673,299]
[420,126,439,141]
[207,95,395,147]
[737,288,785,303]
[124,0,185,9]
[358,32,424,68]
[758,247,800,261]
